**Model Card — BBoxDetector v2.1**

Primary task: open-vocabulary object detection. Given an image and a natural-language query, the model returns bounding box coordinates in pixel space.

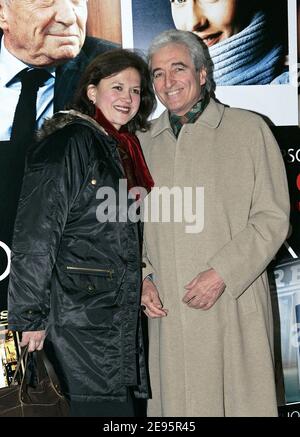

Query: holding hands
[142,268,225,317]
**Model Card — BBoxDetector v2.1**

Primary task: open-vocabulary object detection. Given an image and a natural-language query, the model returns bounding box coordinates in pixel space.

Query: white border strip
[121,0,133,49]
[288,0,298,88]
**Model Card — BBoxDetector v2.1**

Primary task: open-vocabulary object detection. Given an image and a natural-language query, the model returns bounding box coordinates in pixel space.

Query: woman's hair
[71,49,157,133]
[148,29,213,94]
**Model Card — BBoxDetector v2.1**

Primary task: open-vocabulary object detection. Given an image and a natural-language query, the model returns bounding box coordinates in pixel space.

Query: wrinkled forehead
[3,0,88,8]
[0,0,89,24]
[151,43,193,69]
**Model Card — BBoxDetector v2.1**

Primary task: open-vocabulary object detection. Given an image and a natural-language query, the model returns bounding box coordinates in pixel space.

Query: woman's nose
[121,90,132,102]
[192,0,209,32]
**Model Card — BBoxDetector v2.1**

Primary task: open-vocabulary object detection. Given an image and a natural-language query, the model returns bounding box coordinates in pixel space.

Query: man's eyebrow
[152,62,188,75]
[152,67,163,75]
[171,62,188,68]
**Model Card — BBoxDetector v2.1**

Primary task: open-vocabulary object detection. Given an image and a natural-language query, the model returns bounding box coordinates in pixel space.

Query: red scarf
[93,106,154,194]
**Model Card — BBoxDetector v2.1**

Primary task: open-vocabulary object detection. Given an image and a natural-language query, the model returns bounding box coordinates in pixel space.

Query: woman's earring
[90,99,95,105]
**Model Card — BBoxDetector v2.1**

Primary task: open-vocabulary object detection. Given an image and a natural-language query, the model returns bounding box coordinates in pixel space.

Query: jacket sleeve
[208,119,290,299]
[8,127,91,331]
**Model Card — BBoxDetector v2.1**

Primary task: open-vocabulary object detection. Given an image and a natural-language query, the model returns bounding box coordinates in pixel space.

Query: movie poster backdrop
[1,0,300,417]
[122,0,298,126]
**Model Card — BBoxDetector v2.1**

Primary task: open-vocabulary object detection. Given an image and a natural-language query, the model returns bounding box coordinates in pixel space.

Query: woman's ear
[87,84,97,104]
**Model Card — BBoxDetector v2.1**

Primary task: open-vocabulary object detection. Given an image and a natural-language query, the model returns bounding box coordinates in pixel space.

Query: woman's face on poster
[170,0,243,47]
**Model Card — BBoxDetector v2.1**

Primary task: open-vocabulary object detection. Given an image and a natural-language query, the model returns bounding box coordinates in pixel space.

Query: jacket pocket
[66,265,114,291]
[59,264,125,307]
[237,287,257,315]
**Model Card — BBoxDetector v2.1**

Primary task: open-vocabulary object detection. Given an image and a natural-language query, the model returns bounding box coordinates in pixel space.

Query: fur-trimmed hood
[36,110,108,142]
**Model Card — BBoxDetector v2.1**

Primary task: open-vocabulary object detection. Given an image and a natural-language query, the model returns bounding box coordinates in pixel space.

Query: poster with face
[0,0,123,314]
[121,0,298,126]
[0,0,299,415]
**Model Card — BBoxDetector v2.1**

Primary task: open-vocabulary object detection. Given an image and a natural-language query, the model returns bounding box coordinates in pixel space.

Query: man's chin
[56,43,81,58]
[46,44,81,64]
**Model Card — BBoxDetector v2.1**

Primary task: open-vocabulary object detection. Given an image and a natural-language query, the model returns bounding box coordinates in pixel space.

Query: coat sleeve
[7,127,91,331]
[142,240,154,280]
[208,119,290,299]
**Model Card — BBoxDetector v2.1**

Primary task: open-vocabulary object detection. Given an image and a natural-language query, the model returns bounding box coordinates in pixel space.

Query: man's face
[170,0,241,47]
[151,43,206,116]
[0,0,88,66]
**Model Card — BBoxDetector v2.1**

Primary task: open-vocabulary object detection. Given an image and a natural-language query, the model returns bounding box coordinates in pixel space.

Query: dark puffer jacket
[8,111,148,401]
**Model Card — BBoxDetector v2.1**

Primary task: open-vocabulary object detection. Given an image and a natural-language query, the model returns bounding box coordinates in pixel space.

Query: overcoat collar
[150,98,225,138]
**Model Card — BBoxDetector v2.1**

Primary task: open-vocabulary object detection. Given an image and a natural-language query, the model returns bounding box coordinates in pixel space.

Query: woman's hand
[142,277,168,318]
[20,330,46,352]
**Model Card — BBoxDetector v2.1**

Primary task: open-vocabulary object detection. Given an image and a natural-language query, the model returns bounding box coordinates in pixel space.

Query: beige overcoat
[138,99,290,417]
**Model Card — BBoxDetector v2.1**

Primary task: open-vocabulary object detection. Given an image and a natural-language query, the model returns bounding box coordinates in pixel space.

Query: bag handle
[11,346,65,404]
[11,345,29,385]
[36,349,65,397]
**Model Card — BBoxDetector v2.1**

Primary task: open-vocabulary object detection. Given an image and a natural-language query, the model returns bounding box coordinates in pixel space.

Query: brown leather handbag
[0,346,69,417]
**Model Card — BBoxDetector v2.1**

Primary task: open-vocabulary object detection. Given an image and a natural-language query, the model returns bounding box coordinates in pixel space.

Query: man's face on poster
[0,0,88,66]
[170,0,242,47]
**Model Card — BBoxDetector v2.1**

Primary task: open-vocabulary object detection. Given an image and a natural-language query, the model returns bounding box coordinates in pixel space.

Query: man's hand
[182,268,225,310]
[142,277,168,318]
[20,330,46,352]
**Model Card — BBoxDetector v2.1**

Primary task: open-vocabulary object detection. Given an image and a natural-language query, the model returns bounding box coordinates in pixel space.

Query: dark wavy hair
[71,49,156,133]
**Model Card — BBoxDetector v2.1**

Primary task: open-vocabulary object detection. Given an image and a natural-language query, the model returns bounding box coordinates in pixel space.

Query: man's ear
[199,68,207,86]
[0,0,9,31]
[86,84,97,103]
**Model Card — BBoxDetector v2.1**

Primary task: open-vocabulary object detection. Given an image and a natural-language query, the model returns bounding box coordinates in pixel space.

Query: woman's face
[170,0,242,47]
[87,67,141,130]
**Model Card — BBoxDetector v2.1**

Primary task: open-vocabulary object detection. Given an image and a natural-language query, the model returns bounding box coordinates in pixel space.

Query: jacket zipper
[66,266,113,279]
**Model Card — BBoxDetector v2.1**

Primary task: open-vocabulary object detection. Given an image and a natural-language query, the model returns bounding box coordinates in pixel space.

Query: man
[0,0,118,311]
[138,29,290,416]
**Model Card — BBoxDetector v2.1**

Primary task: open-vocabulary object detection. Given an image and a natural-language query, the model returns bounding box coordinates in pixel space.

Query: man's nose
[54,0,77,26]
[165,72,175,88]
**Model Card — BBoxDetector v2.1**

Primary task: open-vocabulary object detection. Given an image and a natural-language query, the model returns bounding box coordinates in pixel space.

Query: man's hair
[72,49,157,133]
[148,29,213,94]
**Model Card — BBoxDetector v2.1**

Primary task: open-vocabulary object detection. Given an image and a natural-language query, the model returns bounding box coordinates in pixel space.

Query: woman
[7,49,156,416]
[170,0,289,85]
